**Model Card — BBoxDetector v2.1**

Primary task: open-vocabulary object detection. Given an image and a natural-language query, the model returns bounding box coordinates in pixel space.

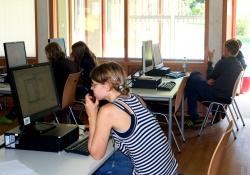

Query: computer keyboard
[64,137,89,156]
[157,81,176,91]
[166,71,185,79]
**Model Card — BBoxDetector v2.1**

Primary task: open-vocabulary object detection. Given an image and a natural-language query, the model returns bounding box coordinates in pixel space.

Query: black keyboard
[166,71,185,79]
[157,81,176,91]
[64,137,89,156]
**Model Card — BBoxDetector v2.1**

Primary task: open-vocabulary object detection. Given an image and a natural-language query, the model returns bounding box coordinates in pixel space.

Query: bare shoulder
[99,103,127,119]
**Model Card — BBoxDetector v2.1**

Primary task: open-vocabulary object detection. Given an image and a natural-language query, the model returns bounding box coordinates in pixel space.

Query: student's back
[210,56,242,99]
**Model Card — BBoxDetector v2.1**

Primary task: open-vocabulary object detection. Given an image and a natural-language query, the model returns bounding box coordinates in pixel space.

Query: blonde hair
[90,62,129,95]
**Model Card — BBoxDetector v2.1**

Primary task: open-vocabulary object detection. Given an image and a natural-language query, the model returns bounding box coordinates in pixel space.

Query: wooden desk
[131,77,185,145]
[0,126,115,175]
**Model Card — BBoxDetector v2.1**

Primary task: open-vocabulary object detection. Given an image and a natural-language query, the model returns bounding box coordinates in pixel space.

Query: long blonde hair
[90,62,129,95]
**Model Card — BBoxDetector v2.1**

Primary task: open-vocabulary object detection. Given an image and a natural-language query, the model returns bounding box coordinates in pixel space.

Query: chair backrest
[174,76,188,114]
[207,121,233,175]
[232,71,244,100]
[61,72,81,109]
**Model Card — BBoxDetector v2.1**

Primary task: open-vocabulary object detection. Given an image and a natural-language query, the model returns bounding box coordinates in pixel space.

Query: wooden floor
[174,91,250,175]
[0,92,250,175]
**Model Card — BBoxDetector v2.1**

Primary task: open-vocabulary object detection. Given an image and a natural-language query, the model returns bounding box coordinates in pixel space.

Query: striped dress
[111,94,178,175]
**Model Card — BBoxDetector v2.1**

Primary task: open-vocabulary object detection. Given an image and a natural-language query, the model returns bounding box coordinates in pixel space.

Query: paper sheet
[0,160,38,175]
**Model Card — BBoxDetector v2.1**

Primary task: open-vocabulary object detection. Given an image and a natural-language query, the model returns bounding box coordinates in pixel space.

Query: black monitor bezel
[9,62,61,127]
[3,41,27,69]
[48,38,67,55]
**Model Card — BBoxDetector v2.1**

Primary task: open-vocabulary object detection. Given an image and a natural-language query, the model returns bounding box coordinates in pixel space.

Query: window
[56,0,205,60]
[71,0,124,57]
[128,0,205,59]
[0,0,36,57]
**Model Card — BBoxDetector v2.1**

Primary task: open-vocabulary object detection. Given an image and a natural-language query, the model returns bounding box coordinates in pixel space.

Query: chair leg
[211,104,220,124]
[173,115,186,142]
[228,106,239,131]
[69,106,78,124]
[223,107,237,140]
[233,99,245,126]
[199,104,213,136]
[171,130,181,153]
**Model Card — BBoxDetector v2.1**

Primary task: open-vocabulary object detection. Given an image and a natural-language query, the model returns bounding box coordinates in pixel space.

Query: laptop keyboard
[157,81,176,91]
[64,137,89,156]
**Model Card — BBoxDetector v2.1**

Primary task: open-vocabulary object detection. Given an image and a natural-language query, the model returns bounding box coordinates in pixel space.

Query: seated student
[70,41,97,100]
[207,39,247,78]
[85,62,178,174]
[45,42,78,102]
[185,39,243,127]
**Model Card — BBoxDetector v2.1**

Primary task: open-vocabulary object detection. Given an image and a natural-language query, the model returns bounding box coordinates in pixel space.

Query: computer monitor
[48,38,66,55]
[152,43,164,69]
[142,40,154,74]
[3,41,27,68]
[9,63,61,133]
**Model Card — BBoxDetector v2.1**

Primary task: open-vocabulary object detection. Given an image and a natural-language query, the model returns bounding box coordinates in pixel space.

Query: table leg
[181,95,185,136]
[168,99,172,145]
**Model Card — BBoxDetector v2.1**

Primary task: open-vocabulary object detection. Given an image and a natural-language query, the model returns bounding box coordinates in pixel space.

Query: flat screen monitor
[9,63,60,133]
[142,40,154,74]
[3,41,27,68]
[153,43,164,69]
[48,38,66,55]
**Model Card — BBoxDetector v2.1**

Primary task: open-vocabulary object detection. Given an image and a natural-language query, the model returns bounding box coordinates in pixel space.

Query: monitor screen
[142,40,154,74]
[48,38,66,55]
[153,43,164,69]
[3,41,27,68]
[10,63,60,128]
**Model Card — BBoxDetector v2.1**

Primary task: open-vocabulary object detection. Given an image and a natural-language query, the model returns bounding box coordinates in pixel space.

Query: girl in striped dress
[85,62,178,175]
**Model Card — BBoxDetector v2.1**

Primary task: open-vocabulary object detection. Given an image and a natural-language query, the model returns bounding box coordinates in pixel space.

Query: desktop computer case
[4,124,79,152]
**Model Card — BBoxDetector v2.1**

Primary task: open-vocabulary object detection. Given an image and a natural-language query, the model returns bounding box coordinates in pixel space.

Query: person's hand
[85,93,99,121]
[207,79,215,86]
[208,49,215,62]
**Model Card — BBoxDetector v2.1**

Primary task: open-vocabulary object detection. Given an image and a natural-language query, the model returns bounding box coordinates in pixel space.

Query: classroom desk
[130,76,185,145]
[0,127,115,175]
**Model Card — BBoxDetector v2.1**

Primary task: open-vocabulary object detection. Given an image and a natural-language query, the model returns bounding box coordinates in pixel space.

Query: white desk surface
[130,77,183,100]
[0,127,115,175]
[0,83,11,95]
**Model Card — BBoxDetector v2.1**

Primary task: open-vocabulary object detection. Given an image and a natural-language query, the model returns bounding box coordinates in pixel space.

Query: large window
[56,0,205,60]
[0,0,36,57]
[128,0,205,59]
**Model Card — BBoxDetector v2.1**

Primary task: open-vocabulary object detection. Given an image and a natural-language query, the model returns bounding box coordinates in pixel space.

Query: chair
[207,121,233,175]
[199,71,245,138]
[54,71,84,124]
[152,76,188,151]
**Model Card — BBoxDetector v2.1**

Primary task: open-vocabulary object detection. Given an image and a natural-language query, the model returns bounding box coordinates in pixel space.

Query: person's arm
[207,49,215,79]
[85,94,110,160]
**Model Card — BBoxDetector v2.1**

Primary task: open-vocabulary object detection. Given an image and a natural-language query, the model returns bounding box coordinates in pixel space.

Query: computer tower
[4,124,79,152]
